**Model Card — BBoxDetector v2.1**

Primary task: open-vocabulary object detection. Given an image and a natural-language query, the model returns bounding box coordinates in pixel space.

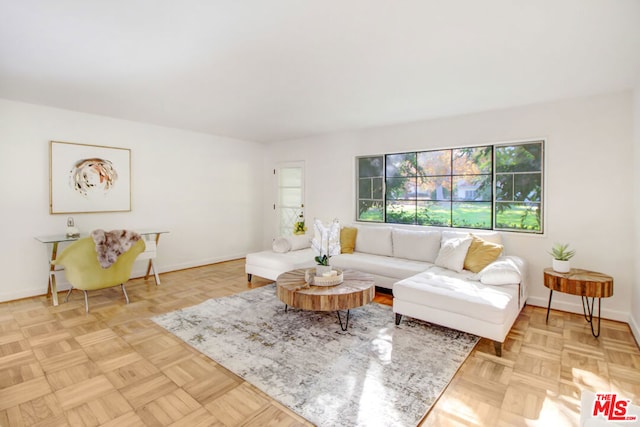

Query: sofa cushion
[272,237,291,253]
[246,248,315,271]
[355,226,393,256]
[330,252,430,280]
[434,235,472,273]
[288,234,311,251]
[464,234,504,273]
[340,227,358,254]
[393,268,516,325]
[442,230,503,245]
[272,235,311,253]
[392,228,441,263]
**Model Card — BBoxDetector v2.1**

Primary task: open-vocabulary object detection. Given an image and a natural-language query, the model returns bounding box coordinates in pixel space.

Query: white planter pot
[552,259,571,273]
[315,265,332,276]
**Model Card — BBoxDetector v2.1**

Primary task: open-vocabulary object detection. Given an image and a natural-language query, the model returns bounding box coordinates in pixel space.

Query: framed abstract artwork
[49,141,131,214]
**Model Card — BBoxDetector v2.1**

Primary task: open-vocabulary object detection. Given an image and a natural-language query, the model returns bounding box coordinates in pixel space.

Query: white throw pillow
[355,226,393,256]
[479,256,522,285]
[434,236,473,272]
[272,237,291,253]
[287,234,311,251]
[392,228,441,263]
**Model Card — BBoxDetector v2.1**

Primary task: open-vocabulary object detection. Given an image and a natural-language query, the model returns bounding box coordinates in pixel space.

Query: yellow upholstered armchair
[52,237,145,312]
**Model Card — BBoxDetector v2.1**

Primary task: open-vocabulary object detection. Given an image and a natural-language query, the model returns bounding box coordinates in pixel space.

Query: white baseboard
[0,254,248,304]
[526,296,630,323]
[130,253,247,279]
[629,314,640,347]
[0,288,69,303]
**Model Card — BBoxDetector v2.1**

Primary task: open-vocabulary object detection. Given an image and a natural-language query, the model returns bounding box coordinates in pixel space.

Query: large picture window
[356,140,544,233]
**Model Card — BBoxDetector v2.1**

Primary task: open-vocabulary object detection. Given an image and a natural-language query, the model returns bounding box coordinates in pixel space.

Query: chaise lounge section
[392,258,526,356]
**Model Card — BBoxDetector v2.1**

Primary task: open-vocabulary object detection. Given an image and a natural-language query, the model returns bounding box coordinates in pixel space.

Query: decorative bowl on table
[304,268,344,286]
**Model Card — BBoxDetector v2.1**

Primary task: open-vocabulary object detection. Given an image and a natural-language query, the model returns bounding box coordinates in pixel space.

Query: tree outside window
[494,142,543,232]
[357,156,384,222]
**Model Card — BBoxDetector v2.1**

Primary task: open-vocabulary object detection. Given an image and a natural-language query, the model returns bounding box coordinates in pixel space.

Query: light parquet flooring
[0,259,638,426]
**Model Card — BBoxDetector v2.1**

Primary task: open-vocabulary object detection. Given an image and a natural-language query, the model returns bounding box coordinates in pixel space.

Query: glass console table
[35,229,168,306]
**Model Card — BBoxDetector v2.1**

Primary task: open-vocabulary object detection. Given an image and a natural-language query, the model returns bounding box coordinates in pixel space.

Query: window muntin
[356,140,544,233]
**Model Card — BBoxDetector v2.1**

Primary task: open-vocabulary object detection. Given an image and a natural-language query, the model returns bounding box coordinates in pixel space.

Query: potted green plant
[314,254,331,275]
[549,243,575,273]
[293,204,307,235]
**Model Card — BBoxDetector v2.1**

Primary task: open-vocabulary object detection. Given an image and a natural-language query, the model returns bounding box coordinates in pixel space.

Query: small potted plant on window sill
[549,243,575,273]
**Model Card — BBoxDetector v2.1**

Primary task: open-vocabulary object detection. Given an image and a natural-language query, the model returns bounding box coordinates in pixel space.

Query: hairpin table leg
[582,296,602,338]
[336,310,350,331]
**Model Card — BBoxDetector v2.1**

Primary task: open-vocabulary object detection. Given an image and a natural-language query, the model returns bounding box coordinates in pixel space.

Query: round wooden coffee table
[276,268,375,331]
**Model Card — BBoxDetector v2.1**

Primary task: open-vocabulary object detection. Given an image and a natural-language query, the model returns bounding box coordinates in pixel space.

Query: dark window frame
[356,140,544,234]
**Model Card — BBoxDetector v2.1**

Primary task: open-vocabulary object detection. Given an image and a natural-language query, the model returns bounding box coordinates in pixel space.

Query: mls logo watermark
[581,391,639,426]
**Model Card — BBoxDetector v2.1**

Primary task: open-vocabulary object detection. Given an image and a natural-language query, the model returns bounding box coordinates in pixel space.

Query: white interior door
[276,161,305,237]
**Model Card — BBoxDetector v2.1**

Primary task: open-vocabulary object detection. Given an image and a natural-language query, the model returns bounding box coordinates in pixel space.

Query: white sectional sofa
[245,225,527,356]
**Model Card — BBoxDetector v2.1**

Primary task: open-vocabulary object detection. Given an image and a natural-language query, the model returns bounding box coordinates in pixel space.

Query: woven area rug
[152,284,478,427]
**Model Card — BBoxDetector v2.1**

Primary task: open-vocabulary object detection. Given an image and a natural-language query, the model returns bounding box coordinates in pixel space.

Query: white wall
[632,87,640,343]
[265,91,635,322]
[0,99,265,302]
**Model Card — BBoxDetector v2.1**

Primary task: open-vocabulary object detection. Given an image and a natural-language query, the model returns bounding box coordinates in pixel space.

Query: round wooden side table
[543,268,613,337]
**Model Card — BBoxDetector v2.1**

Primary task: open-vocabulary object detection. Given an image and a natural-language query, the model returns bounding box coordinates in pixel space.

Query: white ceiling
[1,0,639,143]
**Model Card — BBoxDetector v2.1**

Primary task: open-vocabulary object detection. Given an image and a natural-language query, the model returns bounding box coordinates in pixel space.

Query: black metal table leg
[336,310,350,331]
[582,296,602,338]
[546,289,553,323]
